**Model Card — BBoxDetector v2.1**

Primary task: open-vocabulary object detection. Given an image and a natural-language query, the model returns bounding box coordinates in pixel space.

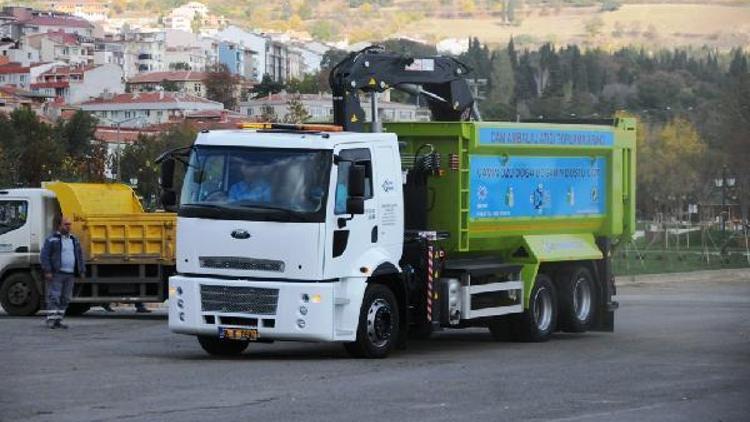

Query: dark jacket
[40,232,85,277]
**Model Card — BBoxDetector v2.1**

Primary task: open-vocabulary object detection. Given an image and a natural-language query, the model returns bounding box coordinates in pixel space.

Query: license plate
[218,327,258,341]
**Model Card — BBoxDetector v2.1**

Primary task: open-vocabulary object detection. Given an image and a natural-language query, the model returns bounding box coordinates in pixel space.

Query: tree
[169,62,191,71]
[728,48,748,79]
[636,117,707,216]
[57,110,98,157]
[55,110,107,182]
[459,38,492,81]
[120,123,196,208]
[204,64,240,109]
[259,104,278,122]
[191,12,202,34]
[600,0,621,12]
[251,74,285,99]
[160,79,180,92]
[287,73,321,94]
[283,95,311,123]
[483,47,516,119]
[309,20,340,42]
[0,108,62,187]
[584,16,605,40]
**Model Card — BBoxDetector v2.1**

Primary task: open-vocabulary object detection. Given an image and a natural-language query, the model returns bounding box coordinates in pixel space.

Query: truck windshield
[179,146,332,222]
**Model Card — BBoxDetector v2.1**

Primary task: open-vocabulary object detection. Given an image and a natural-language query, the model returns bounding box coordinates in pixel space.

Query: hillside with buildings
[0,0,748,217]
[15,0,748,49]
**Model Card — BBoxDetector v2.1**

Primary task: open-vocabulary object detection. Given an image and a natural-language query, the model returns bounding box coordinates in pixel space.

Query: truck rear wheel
[0,272,40,316]
[513,274,557,342]
[197,336,249,356]
[556,266,596,333]
[344,284,400,358]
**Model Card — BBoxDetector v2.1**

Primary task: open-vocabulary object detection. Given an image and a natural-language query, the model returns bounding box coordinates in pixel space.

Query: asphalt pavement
[1,272,749,422]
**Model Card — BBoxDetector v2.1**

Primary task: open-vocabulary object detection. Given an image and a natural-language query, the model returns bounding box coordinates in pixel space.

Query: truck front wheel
[514,274,557,342]
[197,336,249,356]
[0,272,40,316]
[344,284,400,358]
[556,266,596,333]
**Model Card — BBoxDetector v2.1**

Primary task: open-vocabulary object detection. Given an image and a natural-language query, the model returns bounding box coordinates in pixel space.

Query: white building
[165,2,209,32]
[31,63,124,104]
[290,40,329,75]
[4,9,95,38]
[126,71,207,97]
[116,30,166,77]
[94,41,124,67]
[0,40,39,66]
[215,26,267,81]
[25,31,95,65]
[240,92,421,123]
[164,2,226,35]
[80,91,224,128]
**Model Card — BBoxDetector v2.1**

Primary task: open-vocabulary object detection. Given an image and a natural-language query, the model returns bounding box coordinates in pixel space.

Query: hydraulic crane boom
[330,46,479,132]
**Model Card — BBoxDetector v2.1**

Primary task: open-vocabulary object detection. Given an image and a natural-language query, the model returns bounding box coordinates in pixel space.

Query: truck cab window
[0,201,28,235]
[180,146,332,222]
[335,149,373,215]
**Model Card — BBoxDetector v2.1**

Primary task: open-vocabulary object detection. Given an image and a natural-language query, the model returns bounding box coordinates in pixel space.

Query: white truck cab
[0,189,59,315]
[168,128,405,353]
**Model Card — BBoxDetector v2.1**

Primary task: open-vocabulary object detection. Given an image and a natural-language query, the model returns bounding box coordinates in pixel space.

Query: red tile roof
[40,64,96,77]
[81,92,221,106]
[31,81,69,89]
[94,126,163,143]
[46,30,80,45]
[185,109,244,119]
[0,63,29,74]
[128,71,208,84]
[22,15,93,29]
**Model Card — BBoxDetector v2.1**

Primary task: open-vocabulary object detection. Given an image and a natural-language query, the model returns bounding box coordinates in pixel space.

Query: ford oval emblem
[231,229,251,239]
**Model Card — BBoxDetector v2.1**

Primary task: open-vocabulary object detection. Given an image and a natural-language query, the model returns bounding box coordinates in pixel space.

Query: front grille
[200,256,285,272]
[200,285,279,315]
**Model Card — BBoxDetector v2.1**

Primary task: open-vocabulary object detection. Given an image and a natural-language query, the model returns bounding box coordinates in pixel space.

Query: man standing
[40,216,85,329]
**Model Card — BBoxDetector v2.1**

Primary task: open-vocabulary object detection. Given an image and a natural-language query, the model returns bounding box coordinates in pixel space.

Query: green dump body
[384,119,636,265]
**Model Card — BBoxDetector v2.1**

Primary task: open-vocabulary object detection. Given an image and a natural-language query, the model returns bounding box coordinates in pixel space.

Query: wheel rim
[366,298,393,348]
[573,276,592,322]
[533,287,553,332]
[7,281,31,306]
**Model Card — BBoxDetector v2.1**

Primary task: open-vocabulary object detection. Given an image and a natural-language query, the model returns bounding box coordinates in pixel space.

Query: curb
[616,268,750,286]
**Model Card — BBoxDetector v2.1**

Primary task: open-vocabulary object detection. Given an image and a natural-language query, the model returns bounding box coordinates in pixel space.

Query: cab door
[372,144,403,261]
[324,147,376,278]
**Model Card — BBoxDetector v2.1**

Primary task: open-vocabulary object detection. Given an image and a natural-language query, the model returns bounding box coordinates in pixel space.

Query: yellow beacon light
[238,122,343,132]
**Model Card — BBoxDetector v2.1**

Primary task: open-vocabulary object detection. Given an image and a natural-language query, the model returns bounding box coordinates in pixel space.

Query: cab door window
[0,201,28,235]
[334,148,373,215]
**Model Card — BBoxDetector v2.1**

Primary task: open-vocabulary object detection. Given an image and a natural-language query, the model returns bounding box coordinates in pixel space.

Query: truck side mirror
[346,197,365,215]
[159,159,177,211]
[348,164,366,197]
[160,159,175,191]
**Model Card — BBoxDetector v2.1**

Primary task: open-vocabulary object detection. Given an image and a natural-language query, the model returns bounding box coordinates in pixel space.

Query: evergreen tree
[728,48,748,78]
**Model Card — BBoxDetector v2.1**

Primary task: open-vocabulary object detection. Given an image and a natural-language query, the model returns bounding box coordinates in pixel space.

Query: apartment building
[80,91,223,127]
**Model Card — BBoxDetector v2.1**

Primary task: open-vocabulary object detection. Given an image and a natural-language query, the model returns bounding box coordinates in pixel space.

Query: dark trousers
[46,273,75,322]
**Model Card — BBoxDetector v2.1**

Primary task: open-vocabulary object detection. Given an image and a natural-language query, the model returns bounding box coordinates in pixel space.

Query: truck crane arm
[330,46,479,132]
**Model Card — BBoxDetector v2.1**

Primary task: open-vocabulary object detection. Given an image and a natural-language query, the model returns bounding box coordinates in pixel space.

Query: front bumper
[168,275,365,342]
